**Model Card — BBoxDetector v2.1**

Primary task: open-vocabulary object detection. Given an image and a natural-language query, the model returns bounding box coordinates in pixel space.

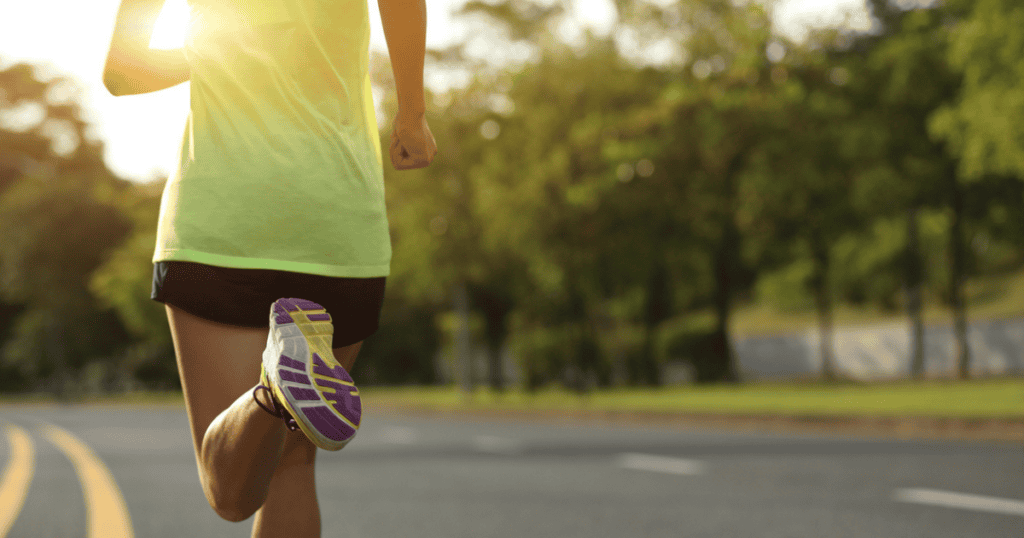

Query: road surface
[1,404,1021,537]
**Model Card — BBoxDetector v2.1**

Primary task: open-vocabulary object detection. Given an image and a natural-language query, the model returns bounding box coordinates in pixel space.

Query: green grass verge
[0,391,185,406]
[361,378,1024,419]
[1,379,1020,419]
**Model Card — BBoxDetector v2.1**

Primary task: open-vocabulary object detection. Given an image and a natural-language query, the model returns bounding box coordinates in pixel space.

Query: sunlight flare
[149,0,191,50]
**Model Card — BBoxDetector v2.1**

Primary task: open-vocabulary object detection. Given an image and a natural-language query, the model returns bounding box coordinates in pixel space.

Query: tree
[743,39,866,381]
[928,0,1024,378]
[819,0,973,379]
[0,61,136,395]
[930,0,1024,182]
[611,0,801,383]
[87,178,179,388]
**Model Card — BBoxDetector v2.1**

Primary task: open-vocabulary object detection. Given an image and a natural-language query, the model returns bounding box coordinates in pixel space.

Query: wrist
[396,103,426,123]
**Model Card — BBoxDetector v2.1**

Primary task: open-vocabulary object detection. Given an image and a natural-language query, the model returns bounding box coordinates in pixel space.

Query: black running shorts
[151,261,386,348]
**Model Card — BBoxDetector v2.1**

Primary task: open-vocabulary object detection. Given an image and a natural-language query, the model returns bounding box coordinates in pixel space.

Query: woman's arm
[378,0,426,122]
[378,0,436,170]
[104,0,190,96]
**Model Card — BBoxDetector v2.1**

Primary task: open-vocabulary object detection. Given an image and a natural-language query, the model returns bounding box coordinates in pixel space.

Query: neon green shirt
[153,0,390,277]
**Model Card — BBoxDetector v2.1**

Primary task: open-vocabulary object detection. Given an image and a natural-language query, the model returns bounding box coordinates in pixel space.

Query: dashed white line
[893,488,1024,517]
[618,453,707,476]
[379,426,418,445]
[472,435,523,455]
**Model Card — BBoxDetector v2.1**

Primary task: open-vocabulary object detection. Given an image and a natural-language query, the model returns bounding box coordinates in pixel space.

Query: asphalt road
[1,403,1022,538]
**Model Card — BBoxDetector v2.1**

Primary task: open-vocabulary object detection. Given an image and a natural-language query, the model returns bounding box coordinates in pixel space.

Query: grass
[1,379,1020,419]
[360,378,1024,419]
[0,390,185,406]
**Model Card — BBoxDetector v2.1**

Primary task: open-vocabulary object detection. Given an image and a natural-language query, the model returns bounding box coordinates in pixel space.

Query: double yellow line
[0,422,134,538]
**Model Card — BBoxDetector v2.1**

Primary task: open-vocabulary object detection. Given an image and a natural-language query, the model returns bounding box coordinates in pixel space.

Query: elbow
[103,70,125,97]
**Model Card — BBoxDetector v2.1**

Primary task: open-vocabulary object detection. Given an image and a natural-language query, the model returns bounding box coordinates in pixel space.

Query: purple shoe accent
[314,378,361,424]
[275,313,293,325]
[337,397,362,426]
[302,406,356,442]
[291,298,323,310]
[288,386,320,401]
[278,354,306,371]
[276,299,300,313]
[306,313,331,321]
[279,369,311,385]
[312,354,354,383]
[337,399,361,426]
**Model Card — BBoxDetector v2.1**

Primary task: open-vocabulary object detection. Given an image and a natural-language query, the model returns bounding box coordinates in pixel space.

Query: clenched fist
[389,113,437,170]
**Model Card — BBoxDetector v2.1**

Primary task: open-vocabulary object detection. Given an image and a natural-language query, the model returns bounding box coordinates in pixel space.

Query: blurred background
[0,0,1022,398]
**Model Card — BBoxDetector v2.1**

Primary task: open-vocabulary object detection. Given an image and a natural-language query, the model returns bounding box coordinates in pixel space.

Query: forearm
[378,0,427,120]
[104,48,190,96]
[104,0,190,96]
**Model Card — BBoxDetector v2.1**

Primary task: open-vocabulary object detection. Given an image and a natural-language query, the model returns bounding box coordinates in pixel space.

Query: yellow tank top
[153,0,390,277]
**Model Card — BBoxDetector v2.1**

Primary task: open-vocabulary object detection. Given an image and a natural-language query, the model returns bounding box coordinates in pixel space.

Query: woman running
[103,0,436,535]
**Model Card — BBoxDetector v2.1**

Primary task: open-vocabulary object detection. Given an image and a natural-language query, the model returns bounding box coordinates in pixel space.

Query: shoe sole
[262,298,361,451]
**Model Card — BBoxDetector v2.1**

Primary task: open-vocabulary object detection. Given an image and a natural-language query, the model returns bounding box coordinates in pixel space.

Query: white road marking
[472,435,523,455]
[0,423,34,538]
[894,488,1024,517]
[379,426,418,445]
[618,453,707,476]
[41,424,134,538]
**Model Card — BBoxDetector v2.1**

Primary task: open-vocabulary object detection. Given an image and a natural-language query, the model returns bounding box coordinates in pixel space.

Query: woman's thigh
[166,304,270,456]
[332,341,362,373]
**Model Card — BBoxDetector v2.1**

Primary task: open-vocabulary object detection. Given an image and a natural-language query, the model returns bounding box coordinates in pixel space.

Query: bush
[353,302,440,385]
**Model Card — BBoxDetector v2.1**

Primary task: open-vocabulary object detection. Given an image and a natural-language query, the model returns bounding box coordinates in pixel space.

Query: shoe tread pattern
[267,298,359,450]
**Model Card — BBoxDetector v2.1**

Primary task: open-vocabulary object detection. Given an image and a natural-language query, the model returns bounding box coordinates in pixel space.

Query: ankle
[253,384,300,431]
[254,386,277,414]
[253,384,283,418]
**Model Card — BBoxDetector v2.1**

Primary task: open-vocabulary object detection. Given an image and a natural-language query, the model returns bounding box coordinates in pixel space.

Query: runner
[104,0,436,535]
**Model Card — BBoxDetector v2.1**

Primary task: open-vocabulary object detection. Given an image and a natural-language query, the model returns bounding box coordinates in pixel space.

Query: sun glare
[149,0,191,50]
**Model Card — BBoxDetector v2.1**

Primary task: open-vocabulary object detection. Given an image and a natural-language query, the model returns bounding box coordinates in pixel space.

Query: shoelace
[253,384,300,431]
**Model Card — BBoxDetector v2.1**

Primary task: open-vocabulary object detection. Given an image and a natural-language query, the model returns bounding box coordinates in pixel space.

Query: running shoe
[258,297,361,451]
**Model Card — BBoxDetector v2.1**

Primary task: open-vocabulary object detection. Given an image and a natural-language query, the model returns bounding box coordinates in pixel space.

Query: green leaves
[930,0,1024,180]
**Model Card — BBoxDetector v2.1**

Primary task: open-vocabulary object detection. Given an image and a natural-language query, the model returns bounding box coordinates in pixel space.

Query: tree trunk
[948,177,970,379]
[48,317,70,401]
[471,285,510,392]
[640,256,670,386]
[906,207,926,380]
[453,283,474,393]
[486,334,504,392]
[709,218,740,383]
[810,235,835,382]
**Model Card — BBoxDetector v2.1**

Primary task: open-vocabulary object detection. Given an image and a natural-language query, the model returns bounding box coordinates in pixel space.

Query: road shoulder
[367,404,1024,442]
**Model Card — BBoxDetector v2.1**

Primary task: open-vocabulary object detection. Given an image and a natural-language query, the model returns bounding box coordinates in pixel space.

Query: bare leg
[250,430,319,537]
[250,342,362,538]
[168,303,365,527]
[167,304,290,520]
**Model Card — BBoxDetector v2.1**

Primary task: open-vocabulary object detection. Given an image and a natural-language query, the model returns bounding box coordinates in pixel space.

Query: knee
[214,505,253,523]
[206,434,316,522]
[197,453,267,522]
[207,486,262,522]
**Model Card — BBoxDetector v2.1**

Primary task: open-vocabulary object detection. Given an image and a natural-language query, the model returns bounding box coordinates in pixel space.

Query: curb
[367,405,1024,442]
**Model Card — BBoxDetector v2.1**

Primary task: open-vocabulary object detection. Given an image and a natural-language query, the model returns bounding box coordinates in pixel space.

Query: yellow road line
[0,423,34,538]
[40,424,134,538]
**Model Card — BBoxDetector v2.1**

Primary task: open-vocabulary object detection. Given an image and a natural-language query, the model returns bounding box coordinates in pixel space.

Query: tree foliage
[0,61,139,394]
[2,0,1022,393]
[930,0,1024,181]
